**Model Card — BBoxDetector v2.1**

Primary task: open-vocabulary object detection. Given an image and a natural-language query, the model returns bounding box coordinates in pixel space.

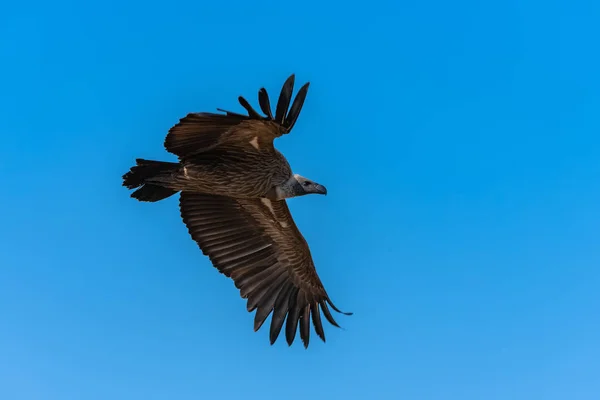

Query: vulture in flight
[122,74,351,348]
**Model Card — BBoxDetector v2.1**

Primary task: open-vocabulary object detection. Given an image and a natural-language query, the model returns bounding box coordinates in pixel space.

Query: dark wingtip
[258,88,273,119]
[320,297,352,331]
[269,330,279,345]
[238,96,263,119]
[284,81,310,133]
[215,74,310,128]
[253,313,266,332]
[311,303,326,343]
[274,74,296,124]
[327,298,353,316]
[299,305,311,348]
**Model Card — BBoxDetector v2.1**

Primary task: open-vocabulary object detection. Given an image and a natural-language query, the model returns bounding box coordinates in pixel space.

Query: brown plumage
[122,74,351,347]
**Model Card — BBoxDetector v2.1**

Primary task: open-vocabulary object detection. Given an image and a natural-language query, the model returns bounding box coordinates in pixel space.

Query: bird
[122,74,351,348]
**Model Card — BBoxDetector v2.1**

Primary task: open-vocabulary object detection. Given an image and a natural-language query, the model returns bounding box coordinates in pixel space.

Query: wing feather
[270,281,294,344]
[285,288,302,346]
[179,192,351,348]
[248,269,288,313]
[275,74,295,124]
[300,303,311,348]
[258,88,274,119]
[164,74,310,159]
[311,303,326,342]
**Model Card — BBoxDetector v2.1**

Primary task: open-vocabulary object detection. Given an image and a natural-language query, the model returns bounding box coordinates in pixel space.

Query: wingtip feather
[284,288,300,346]
[275,74,296,124]
[238,96,263,119]
[284,81,310,132]
[258,88,273,119]
[311,303,326,343]
[327,298,353,315]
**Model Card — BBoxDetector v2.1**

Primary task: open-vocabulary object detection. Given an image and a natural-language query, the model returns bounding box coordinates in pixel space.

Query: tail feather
[123,158,179,202]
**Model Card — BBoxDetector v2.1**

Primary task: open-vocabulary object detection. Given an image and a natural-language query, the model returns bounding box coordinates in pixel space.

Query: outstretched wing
[179,192,351,348]
[165,74,310,160]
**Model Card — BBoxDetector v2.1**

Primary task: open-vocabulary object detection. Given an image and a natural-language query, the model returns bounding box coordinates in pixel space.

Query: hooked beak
[313,183,327,195]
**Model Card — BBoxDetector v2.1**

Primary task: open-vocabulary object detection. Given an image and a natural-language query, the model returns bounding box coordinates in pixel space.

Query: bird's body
[122,74,350,348]
[143,135,293,199]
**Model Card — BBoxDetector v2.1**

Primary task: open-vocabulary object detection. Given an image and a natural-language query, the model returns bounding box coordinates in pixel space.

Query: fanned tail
[122,159,179,202]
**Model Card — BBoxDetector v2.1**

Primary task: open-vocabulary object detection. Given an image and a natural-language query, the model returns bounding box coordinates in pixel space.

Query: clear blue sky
[1,1,599,399]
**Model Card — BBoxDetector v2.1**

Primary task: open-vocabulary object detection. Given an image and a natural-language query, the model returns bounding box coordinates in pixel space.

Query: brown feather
[284,287,301,346]
[300,303,311,348]
[248,270,288,313]
[219,252,277,277]
[178,193,350,347]
[238,263,280,298]
[311,303,326,342]
[164,113,246,158]
[239,263,283,297]
[270,282,294,344]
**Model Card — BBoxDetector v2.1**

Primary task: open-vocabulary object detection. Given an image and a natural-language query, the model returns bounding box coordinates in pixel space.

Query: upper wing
[165,74,310,160]
[179,192,351,348]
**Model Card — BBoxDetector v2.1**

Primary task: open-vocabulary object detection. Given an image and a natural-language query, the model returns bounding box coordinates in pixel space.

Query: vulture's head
[291,174,328,197]
[273,174,327,199]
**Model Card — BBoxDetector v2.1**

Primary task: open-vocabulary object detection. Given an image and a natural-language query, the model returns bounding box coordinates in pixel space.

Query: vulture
[122,74,351,348]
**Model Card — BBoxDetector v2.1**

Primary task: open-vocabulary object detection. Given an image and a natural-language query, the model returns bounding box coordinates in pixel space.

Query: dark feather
[131,184,177,202]
[200,230,257,248]
[258,88,273,119]
[220,252,276,277]
[251,275,289,330]
[239,264,283,298]
[237,96,263,119]
[275,74,295,124]
[327,298,354,316]
[230,264,269,289]
[164,113,247,158]
[238,263,280,298]
[122,159,179,201]
[285,287,301,346]
[285,82,310,132]
[248,271,288,313]
[300,303,311,348]
[270,281,294,344]
[253,304,273,331]
[311,303,326,342]
[320,300,340,328]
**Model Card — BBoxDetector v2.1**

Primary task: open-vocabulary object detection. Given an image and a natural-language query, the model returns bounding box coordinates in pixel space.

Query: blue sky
[1,0,600,399]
